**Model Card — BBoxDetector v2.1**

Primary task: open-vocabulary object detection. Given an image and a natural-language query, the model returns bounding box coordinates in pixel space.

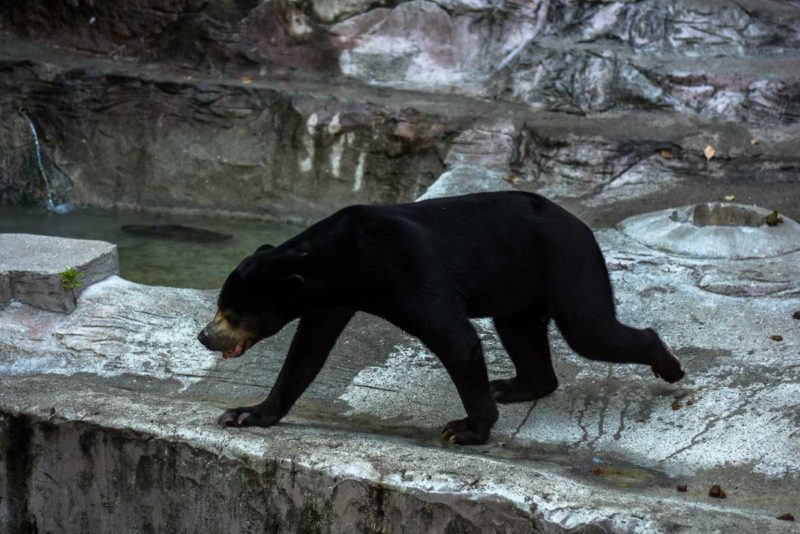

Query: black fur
[198,192,684,444]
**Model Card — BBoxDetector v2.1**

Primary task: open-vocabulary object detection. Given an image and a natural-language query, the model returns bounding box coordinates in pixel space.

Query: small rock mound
[618,203,800,259]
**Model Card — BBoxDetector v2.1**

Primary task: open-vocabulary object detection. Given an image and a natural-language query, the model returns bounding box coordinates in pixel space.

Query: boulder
[0,233,118,313]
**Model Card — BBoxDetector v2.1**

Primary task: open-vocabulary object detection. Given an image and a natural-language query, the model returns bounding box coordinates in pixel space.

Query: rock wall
[1,1,798,221]
[0,57,453,221]
[0,413,548,534]
[5,0,799,120]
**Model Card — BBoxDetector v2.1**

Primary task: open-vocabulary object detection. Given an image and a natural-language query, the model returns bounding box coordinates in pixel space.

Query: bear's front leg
[436,334,500,445]
[393,305,499,445]
[219,308,354,429]
[219,406,280,427]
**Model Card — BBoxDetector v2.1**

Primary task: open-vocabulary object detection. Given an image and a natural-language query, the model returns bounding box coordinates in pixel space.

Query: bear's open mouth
[222,339,254,359]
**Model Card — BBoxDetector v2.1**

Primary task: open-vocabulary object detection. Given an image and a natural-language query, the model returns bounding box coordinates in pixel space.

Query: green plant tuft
[60,267,83,290]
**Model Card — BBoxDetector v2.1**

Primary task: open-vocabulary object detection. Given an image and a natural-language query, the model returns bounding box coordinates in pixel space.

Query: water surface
[0,207,304,289]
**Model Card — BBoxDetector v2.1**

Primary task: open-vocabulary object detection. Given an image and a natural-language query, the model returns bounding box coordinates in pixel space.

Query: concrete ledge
[0,234,118,313]
[1,377,795,534]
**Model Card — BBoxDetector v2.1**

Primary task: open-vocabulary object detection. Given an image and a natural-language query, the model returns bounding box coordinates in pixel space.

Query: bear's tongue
[222,341,245,359]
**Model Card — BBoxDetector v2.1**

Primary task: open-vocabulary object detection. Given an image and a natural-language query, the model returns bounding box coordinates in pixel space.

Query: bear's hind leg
[543,230,684,383]
[555,316,684,383]
[491,309,558,404]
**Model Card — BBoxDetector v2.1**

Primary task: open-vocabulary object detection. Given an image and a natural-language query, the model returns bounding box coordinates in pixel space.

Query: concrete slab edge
[1,383,794,534]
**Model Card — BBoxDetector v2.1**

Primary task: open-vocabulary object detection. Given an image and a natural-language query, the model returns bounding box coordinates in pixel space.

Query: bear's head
[197,244,306,359]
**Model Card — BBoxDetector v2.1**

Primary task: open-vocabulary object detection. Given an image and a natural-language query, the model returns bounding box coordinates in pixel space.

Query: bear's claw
[441,417,491,445]
[651,344,685,383]
[219,407,279,428]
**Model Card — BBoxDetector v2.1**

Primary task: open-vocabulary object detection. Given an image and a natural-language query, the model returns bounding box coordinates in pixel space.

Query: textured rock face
[1,0,341,75]
[2,1,800,220]
[9,0,798,119]
[0,55,451,221]
[416,165,513,201]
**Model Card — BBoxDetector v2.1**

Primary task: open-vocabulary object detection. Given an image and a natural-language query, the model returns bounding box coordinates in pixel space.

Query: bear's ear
[283,274,305,295]
[255,244,275,253]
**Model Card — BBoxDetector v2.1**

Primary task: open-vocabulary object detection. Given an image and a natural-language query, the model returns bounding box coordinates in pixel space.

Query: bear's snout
[197,328,211,348]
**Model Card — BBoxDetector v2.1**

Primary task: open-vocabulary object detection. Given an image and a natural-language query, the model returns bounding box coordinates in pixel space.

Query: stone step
[0,233,118,313]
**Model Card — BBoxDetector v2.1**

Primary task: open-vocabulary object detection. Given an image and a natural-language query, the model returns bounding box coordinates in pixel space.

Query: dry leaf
[704,145,716,160]
[671,401,681,411]
[708,484,726,498]
[240,76,253,84]
[766,210,783,226]
[659,149,674,160]
[771,335,783,342]
[722,195,736,202]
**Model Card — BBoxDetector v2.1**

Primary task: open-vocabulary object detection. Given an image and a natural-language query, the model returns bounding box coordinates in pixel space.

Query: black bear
[198,191,684,444]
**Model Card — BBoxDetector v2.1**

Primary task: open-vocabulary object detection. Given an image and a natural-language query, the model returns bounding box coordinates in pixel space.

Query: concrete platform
[1,220,798,532]
[0,233,117,313]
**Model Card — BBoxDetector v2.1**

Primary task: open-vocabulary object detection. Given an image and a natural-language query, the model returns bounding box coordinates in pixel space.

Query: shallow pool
[0,207,304,289]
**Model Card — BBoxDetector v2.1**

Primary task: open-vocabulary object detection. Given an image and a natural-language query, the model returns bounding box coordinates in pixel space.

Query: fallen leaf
[722,195,736,202]
[592,468,605,475]
[659,149,674,160]
[709,484,726,498]
[503,174,522,184]
[770,335,783,342]
[677,484,688,492]
[793,311,800,320]
[671,401,681,411]
[765,210,784,226]
[777,513,795,521]
[704,144,716,160]
[240,76,253,84]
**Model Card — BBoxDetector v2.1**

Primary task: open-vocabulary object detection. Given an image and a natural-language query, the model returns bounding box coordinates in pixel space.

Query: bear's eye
[223,313,240,329]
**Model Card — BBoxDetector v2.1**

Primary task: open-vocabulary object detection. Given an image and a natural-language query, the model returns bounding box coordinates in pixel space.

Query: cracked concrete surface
[1,193,799,531]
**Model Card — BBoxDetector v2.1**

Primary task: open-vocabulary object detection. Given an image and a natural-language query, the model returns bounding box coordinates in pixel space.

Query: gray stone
[0,233,118,313]
[3,0,800,123]
[417,165,513,201]
[0,272,9,307]
[310,0,392,22]
[618,203,800,259]
[444,119,520,171]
